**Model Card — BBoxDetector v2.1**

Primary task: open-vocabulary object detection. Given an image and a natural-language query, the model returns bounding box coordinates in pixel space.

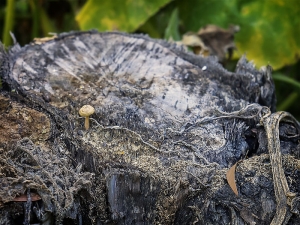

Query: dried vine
[262,110,300,224]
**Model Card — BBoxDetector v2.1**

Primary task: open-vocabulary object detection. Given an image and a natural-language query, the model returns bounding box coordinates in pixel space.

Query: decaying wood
[0,31,299,224]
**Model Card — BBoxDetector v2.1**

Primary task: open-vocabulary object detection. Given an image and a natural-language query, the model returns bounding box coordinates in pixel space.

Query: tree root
[262,110,300,224]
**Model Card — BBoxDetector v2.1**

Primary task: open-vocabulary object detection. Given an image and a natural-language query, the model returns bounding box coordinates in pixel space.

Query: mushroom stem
[79,105,95,130]
[84,116,89,130]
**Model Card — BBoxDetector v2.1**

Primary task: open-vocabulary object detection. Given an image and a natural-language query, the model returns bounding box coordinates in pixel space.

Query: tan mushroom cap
[79,105,95,117]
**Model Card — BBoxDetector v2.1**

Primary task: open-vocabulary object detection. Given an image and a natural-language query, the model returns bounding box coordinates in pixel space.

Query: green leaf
[273,73,300,90]
[177,0,239,31]
[2,0,15,46]
[29,0,39,38]
[164,8,180,41]
[137,2,176,38]
[39,7,56,36]
[236,0,300,70]
[176,0,300,70]
[277,92,298,111]
[28,0,56,39]
[76,0,171,32]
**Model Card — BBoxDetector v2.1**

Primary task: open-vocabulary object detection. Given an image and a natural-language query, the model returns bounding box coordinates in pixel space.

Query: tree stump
[0,31,299,225]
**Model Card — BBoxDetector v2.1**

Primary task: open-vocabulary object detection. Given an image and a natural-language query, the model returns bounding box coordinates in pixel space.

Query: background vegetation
[1,0,300,118]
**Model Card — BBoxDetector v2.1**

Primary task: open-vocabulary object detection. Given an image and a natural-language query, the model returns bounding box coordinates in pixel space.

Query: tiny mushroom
[79,105,95,130]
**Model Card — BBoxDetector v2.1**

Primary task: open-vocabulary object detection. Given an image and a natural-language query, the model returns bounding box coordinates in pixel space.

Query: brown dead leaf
[182,24,239,62]
[226,161,241,196]
[182,32,210,56]
[13,192,41,202]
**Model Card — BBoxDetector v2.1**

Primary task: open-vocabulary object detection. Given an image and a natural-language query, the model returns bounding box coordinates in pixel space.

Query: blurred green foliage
[1,0,300,118]
[76,0,171,32]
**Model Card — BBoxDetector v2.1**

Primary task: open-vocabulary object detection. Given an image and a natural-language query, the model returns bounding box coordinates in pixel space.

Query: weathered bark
[0,31,299,225]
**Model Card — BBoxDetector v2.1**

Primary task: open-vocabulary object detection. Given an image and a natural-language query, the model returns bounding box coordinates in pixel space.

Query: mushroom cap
[79,105,95,117]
